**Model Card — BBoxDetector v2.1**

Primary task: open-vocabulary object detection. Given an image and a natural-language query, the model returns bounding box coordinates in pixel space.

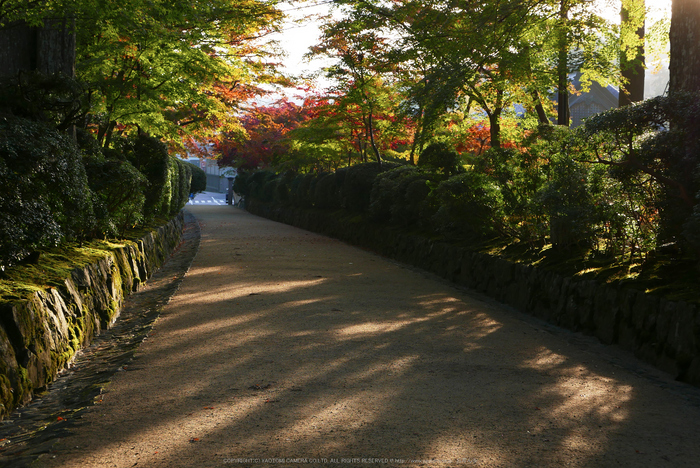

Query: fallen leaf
[57,417,64,421]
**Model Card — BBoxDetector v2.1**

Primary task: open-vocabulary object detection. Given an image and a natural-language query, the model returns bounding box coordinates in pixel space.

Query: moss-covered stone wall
[247,201,700,388]
[0,213,184,418]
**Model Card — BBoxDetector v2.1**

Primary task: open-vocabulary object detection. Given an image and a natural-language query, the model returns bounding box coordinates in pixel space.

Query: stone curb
[0,213,185,419]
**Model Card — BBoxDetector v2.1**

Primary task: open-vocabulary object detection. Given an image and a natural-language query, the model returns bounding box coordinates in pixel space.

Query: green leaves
[71,0,285,147]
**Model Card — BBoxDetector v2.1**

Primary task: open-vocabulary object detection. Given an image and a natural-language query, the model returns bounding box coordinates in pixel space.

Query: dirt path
[36,205,700,468]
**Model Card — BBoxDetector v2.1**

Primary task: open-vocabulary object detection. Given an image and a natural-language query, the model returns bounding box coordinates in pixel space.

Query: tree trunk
[488,89,503,149]
[36,17,76,77]
[0,22,36,75]
[409,106,424,165]
[532,90,550,124]
[0,17,75,78]
[620,0,645,106]
[557,0,570,126]
[366,110,382,165]
[669,0,700,93]
[488,112,501,149]
[523,44,550,124]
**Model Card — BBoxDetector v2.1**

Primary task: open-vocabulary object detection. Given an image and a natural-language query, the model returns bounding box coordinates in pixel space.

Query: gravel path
[34,205,700,468]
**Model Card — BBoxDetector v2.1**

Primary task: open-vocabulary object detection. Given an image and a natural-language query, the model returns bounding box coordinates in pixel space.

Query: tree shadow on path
[35,206,700,468]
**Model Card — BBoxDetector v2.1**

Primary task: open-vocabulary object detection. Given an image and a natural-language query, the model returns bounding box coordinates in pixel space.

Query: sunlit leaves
[72,0,286,148]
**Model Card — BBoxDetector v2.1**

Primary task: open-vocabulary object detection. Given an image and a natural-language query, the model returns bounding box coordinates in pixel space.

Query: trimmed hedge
[1,120,193,270]
[190,164,207,194]
[0,117,94,269]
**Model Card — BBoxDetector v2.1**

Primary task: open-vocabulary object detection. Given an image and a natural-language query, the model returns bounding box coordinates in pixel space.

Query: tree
[312,20,400,165]
[669,0,700,93]
[1,0,287,148]
[217,97,313,171]
[75,0,286,148]
[328,0,618,141]
[619,0,645,106]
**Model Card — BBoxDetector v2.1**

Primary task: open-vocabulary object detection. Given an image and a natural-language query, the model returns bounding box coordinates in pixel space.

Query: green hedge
[0,117,94,269]
[1,121,193,270]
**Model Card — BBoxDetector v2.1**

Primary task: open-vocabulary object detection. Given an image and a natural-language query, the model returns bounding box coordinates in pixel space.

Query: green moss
[0,219,169,305]
[476,239,700,305]
[107,299,120,323]
[14,366,32,405]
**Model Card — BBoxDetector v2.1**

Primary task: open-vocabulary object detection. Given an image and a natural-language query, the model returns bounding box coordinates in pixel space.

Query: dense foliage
[1,0,286,147]
[236,93,700,271]
[0,117,196,271]
[0,117,93,268]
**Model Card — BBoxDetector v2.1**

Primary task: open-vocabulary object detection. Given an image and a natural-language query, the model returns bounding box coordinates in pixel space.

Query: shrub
[190,164,207,194]
[0,71,88,131]
[247,170,277,202]
[172,158,192,216]
[581,93,700,253]
[83,153,147,237]
[417,142,462,176]
[233,171,253,198]
[274,171,297,204]
[535,154,600,250]
[0,117,94,268]
[369,166,421,222]
[121,134,170,220]
[341,162,399,212]
[313,172,341,209]
[393,170,439,227]
[429,171,505,238]
[289,173,317,208]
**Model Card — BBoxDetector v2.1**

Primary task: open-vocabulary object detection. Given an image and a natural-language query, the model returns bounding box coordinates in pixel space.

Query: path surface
[188,191,228,206]
[36,205,700,468]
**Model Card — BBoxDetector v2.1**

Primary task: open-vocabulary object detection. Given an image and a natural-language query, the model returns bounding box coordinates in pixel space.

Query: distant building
[563,66,669,128]
[569,78,619,128]
[184,157,236,193]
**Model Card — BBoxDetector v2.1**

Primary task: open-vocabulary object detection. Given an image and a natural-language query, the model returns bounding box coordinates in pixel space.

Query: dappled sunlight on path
[38,205,700,468]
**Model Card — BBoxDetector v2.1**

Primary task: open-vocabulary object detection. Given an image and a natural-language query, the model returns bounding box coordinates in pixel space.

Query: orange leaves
[454,124,491,157]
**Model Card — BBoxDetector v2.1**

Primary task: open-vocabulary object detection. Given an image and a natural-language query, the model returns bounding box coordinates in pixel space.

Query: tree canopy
[1,0,289,150]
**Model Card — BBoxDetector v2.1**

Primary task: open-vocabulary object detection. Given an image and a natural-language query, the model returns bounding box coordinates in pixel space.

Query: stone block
[617,319,639,352]
[684,356,700,386]
[0,214,184,419]
[632,292,660,335]
[667,302,698,364]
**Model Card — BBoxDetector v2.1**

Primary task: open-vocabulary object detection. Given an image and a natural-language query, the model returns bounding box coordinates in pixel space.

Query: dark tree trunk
[533,91,550,124]
[619,0,645,106]
[669,0,700,93]
[36,17,76,77]
[0,17,75,78]
[0,22,37,75]
[557,0,570,126]
[488,111,501,149]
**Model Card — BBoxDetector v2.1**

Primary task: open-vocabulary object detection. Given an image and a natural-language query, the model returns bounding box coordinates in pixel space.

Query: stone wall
[0,213,184,418]
[247,201,700,387]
